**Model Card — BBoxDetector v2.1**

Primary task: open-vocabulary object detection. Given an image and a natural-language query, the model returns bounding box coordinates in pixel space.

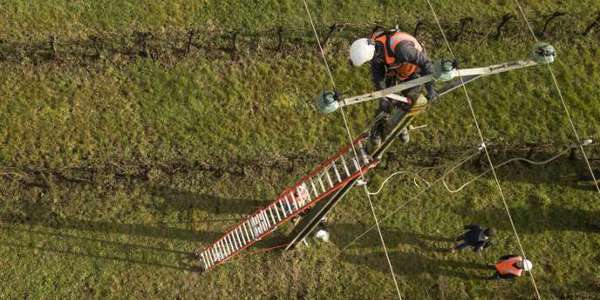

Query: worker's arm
[370,59,388,90]
[483,240,493,249]
[398,45,436,99]
[475,240,492,253]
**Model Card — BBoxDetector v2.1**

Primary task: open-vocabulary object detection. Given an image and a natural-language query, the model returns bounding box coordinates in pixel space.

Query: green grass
[1,1,600,299]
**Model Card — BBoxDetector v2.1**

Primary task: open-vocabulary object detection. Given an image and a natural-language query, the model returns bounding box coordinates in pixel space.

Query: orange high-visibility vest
[372,31,423,80]
[495,256,524,277]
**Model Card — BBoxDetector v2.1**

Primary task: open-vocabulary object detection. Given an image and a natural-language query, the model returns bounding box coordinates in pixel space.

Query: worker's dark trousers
[370,75,423,139]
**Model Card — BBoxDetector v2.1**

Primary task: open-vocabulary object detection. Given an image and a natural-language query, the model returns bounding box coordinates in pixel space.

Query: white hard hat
[521,259,533,271]
[315,229,330,242]
[349,38,375,66]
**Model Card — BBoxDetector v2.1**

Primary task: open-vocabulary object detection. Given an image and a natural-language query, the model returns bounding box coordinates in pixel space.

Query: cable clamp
[478,142,487,152]
[581,139,593,146]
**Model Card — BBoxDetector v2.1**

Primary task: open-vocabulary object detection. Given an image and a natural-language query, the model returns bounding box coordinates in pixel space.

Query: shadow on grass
[151,185,269,215]
[342,250,492,280]
[0,224,198,271]
[452,202,600,234]
[328,223,453,253]
[0,190,269,271]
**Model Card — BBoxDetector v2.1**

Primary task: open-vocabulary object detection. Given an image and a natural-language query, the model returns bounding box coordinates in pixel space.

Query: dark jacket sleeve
[371,44,387,90]
[416,51,435,95]
[371,60,387,90]
[398,44,435,95]
[413,50,434,76]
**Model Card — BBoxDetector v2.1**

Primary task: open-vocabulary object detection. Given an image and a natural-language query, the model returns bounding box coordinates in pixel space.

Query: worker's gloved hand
[333,90,342,101]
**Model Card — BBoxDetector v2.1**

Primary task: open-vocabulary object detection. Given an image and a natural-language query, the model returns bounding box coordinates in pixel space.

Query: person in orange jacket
[349,29,437,146]
[492,255,533,279]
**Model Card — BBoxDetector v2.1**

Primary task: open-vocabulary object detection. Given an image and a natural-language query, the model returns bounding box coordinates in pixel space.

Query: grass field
[1,1,600,299]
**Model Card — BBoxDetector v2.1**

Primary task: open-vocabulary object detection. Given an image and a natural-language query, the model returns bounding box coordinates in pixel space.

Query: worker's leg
[449,242,468,253]
[368,98,393,146]
[392,82,423,144]
[369,77,398,146]
[455,234,466,242]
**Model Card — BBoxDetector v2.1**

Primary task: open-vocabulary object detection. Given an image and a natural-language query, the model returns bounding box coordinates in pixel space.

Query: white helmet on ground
[315,229,330,242]
[519,259,533,271]
[349,38,375,66]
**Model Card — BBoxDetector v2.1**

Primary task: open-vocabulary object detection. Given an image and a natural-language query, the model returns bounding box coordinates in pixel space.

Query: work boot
[368,113,388,150]
[399,128,410,144]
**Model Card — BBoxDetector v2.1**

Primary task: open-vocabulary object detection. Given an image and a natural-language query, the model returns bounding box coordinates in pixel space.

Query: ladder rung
[218,241,226,259]
[201,253,209,268]
[236,230,244,247]
[219,239,229,257]
[352,157,360,172]
[284,196,293,213]
[212,245,219,261]
[258,213,268,233]
[254,215,264,235]
[235,228,245,246]
[309,178,319,198]
[294,187,304,207]
[232,232,241,249]
[249,217,258,237]
[253,215,264,235]
[208,248,215,264]
[227,234,237,252]
[289,192,299,210]
[273,202,282,220]
[242,222,252,241]
[240,227,249,244]
[359,145,370,165]
[233,231,241,250]
[278,200,288,217]
[212,248,218,262]
[325,168,334,188]
[231,232,241,250]
[219,240,228,258]
[332,162,342,182]
[268,205,278,223]
[261,210,271,228]
[296,185,308,206]
[341,155,351,176]
[318,176,326,192]
[226,234,235,251]
[241,221,250,240]
[205,250,213,265]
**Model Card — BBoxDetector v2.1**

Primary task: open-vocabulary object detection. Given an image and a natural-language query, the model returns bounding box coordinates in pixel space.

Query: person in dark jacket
[349,30,437,146]
[449,224,495,254]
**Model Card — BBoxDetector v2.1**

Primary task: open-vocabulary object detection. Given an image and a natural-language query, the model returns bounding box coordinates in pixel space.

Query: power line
[301,1,403,299]
[424,0,542,298]
[511,0,600,194]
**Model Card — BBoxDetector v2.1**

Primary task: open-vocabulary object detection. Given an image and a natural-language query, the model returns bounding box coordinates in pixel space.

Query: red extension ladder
[198,135,378,270]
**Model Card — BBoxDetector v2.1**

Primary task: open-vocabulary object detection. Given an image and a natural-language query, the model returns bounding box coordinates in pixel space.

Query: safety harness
[371,30,423,80]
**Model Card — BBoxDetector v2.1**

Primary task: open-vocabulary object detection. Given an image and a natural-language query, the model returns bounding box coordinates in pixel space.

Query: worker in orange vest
[349,29,437,146]
[492,255,533,279]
